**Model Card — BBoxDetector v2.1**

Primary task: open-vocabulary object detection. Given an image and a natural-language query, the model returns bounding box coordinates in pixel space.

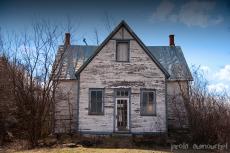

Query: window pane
[117,90,129,97]
[117,42,128,61]
[147,92,154,113]
[143,92,148,105]
[121,91,124,96]
[90,90,103,114]
[142,92,147,113]
[117,91,120,96]
[97,91,102,101]
[91,91,97,102]
[147,103,153,113]
[97,100,102,112]
[148,92,154,104]
[91,97,97,112]
[142,90,155,115]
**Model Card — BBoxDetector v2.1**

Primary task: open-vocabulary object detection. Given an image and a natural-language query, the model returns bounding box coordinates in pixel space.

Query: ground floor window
[140,89,156,116]
[89,88,104,115]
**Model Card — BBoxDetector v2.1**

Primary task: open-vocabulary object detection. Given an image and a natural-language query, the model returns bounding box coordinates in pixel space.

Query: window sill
[116,60,130,63]
[140,114,157,116]
[88,112,104,115]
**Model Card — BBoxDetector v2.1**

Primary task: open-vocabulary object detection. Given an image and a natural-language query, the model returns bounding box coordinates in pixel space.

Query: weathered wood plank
[79,28,166,133]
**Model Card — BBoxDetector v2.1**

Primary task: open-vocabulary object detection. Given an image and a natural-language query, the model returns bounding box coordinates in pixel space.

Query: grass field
[1,146,227,153]
[1,147,169,153]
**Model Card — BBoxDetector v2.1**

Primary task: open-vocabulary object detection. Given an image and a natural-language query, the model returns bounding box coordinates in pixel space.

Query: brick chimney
[64,33,70,46]
[169,34,175,46]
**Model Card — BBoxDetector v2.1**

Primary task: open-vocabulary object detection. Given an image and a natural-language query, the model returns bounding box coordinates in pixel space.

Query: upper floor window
[116,41,129,62]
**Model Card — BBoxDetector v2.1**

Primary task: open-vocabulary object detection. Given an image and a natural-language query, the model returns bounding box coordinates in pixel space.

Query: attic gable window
[140,89,156,116]
[89,88,104,115]
[116,41,129,62]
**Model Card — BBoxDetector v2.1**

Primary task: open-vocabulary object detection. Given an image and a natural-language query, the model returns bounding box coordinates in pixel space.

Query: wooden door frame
[115,97,129,132]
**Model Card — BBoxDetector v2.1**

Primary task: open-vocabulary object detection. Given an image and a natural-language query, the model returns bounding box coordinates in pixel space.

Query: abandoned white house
[54,21,193,135]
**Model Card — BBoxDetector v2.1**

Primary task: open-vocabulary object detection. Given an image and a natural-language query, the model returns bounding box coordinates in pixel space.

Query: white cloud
[151,0,175,21]
[215,65,230,81]
[206,65,230,93]
[178,1,223,27]
[208,83,229,93]
[150,0,223,27]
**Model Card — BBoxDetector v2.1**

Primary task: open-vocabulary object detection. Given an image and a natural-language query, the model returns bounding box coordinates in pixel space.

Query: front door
[115,98,129,132]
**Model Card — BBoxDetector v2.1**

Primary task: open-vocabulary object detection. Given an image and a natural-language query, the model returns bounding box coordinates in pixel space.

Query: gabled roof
[148,46,193,81]
[75,20,170,79]
[55,21,193,81]
[54,45,98,79]
[56,45,193,80]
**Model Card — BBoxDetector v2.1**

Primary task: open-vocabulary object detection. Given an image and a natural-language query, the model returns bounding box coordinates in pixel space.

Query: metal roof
[56,45,193,81]
[148,46,193,81]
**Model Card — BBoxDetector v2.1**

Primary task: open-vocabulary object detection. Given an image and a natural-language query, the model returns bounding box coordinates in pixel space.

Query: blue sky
[0,0,230,92]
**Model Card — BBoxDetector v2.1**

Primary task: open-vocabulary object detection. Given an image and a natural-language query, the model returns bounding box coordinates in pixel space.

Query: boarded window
[116,42,129,62]
[141,89,156,115]
[89,89,104,115]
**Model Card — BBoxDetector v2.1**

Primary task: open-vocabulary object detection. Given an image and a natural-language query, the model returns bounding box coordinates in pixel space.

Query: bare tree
[103,12,116,33]
[170,66,230,144]
[0,18,73,147]
[94,28,100,45]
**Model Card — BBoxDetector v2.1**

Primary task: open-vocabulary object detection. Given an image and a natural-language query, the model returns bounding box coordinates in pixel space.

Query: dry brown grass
[1,146,228,153]
[1,146,169,153]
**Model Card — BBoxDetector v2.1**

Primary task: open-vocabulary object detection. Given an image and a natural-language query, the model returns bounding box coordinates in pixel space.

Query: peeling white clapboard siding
[167,81,189,129]
[55,80,78,133]
[79,27,166,133]
[54,24,191,134]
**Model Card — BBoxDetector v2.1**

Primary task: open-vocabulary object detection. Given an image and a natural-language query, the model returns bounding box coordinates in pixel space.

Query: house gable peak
[76,20,170,79]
